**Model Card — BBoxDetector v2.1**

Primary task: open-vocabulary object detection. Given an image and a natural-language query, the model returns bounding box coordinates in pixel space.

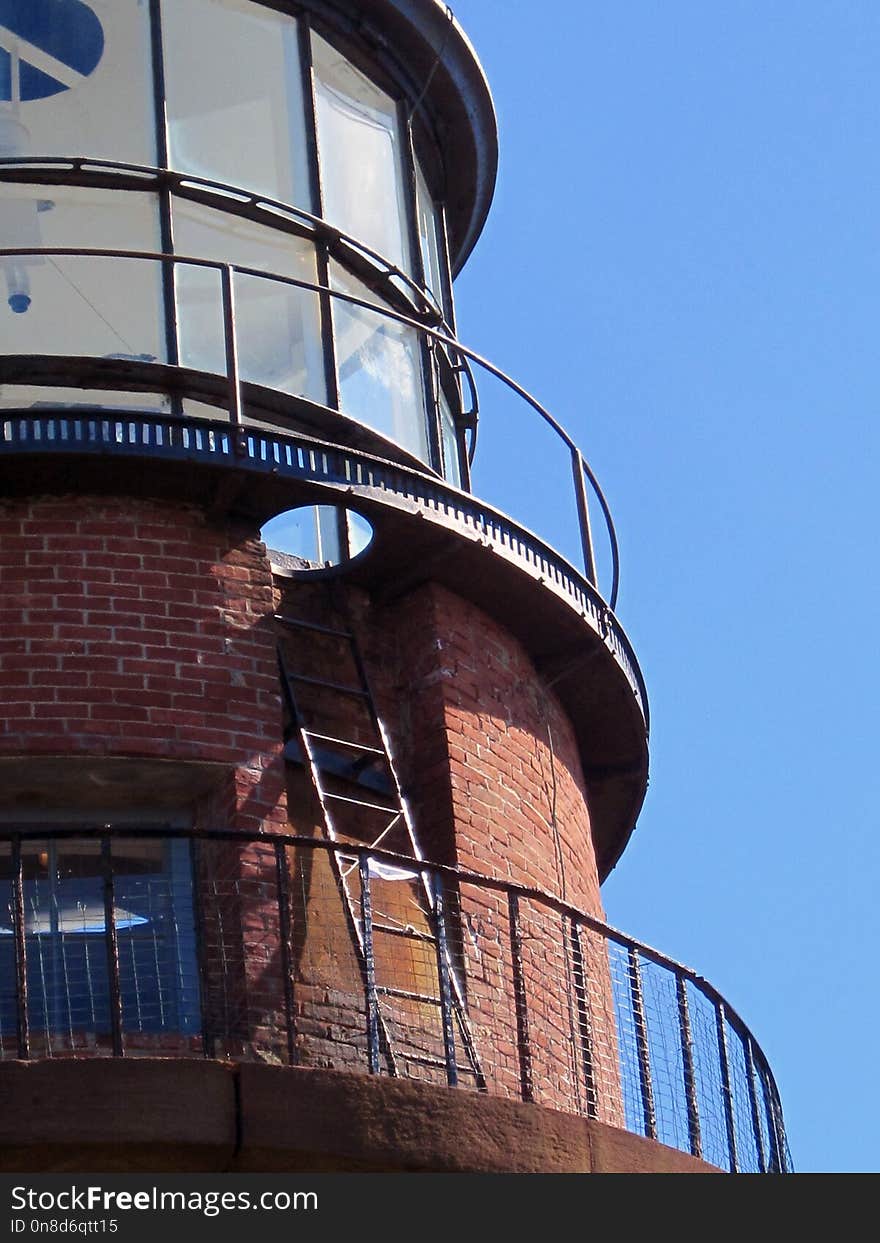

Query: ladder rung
[291,673,369,697]
[324,792,401,815]
[303,730,385,757]
[377,986,442,1006]
[276,613,353,640]
[372,922,436,944]
[399,1053,452,1070]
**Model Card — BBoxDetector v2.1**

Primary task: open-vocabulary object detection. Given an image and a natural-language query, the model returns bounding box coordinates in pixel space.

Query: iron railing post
[715,1001,739,1172]
[219,262,245,451]
[100,836,125,1057]
[431,870,458,1087]
[744,1033,767,1173]
[11,835,29,1060]
[358,853,381,1074]
[571,447,598,588]
[188,838,215,1059]
[628,947,656,1140]
[568,917,598,1119]
[275,840,298,1066]
[676,974,702,1159]
[508,891,534,1102]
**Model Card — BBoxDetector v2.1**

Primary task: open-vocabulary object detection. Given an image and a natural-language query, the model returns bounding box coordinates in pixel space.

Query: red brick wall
[0,494,285,832]
[272,576,621,1118]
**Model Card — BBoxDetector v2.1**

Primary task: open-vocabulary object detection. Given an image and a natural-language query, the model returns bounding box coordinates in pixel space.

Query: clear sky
[450,0,880,1175]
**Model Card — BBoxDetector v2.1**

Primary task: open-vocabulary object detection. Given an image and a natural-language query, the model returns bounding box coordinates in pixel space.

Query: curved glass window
[331,261,428,461]
[0,184,166,411]
[162,0,311,209]
[415,158,445,315]
[312,32,412,274]
[0,0,155,165]
[173,197,325,404]
[0,2,462,481]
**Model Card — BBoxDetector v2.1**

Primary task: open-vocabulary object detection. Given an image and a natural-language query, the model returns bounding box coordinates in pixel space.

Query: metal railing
[0,829,791,1172]
[0,245,620,608]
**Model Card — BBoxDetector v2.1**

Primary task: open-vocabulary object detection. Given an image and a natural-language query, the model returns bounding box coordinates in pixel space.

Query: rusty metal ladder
[276,601,484,1089]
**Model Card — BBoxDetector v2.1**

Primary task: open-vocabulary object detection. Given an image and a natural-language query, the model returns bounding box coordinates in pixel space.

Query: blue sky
[450,0,880,1174]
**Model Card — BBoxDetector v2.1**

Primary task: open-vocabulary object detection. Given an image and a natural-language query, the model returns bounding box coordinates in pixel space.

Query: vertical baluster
[101,837,124,1058]
[358,853,380,1074]
[508,892,533,1102]
[628,946,656,1139]
[743,1033,767,1173]
[275,841,297,1067]
[568,918,598,1119]
[715,1001,739,1172]
[676,974,702,1159]
[11,836,29,1060]
[571,447,598,587]
[431,871,458,1087]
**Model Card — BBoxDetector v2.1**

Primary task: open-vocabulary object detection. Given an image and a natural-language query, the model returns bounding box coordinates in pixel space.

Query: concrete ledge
[0,1060,718,1174]
[0,1059,237,1173]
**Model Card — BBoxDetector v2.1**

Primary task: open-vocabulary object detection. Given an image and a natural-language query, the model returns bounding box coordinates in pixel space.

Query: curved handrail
[0,243,620,609]
[0,157,445,320]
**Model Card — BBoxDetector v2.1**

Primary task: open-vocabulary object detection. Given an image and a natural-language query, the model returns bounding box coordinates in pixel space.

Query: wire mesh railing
[0,828,791,1172]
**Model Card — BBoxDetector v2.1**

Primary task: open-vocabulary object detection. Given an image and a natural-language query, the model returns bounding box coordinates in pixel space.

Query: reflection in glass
[331,261,428,462]
[438,382,461,488]
[0,838,200,1051]
[415,159,445,314]
[0,183,166,410]
[172,197,325,403]
[0,0,155,165]
[163,0,311,209]
[263,504,373,567]
[312,32,411,273]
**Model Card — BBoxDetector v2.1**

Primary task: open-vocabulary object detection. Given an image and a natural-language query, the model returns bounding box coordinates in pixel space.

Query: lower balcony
[0,829,791,1173]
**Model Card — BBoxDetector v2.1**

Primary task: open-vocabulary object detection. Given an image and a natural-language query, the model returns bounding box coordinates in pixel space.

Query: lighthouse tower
[0,0,789,1173]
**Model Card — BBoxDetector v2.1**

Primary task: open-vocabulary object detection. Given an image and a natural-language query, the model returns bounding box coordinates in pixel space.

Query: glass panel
[331,261,428,461]
[414,158,445,314]
[19,839,111,1054]
[0,843,18,1057]
[0,0,155,165]
[262,504,374,567]
[0,183,167,409]
[438,382,461,487]
[312,32,411,272]
[112,837,201,1043]
[163,0,311,208]
[173,197,325,403]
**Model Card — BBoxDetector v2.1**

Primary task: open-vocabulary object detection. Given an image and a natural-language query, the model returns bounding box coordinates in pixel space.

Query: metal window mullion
[148,0,180,386]
[100,837,125,1057]
[436,199,472,489]
[300,18,340,411]
[676,974,702,1160]
[715,1001,739,1173]
[400,102,443,474]
[628,946,656,1140]
[11,836,29,1060]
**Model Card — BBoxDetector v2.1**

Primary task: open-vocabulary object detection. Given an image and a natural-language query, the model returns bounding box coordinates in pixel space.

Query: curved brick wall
[0,494,286,832]
[274,575,620,1122]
